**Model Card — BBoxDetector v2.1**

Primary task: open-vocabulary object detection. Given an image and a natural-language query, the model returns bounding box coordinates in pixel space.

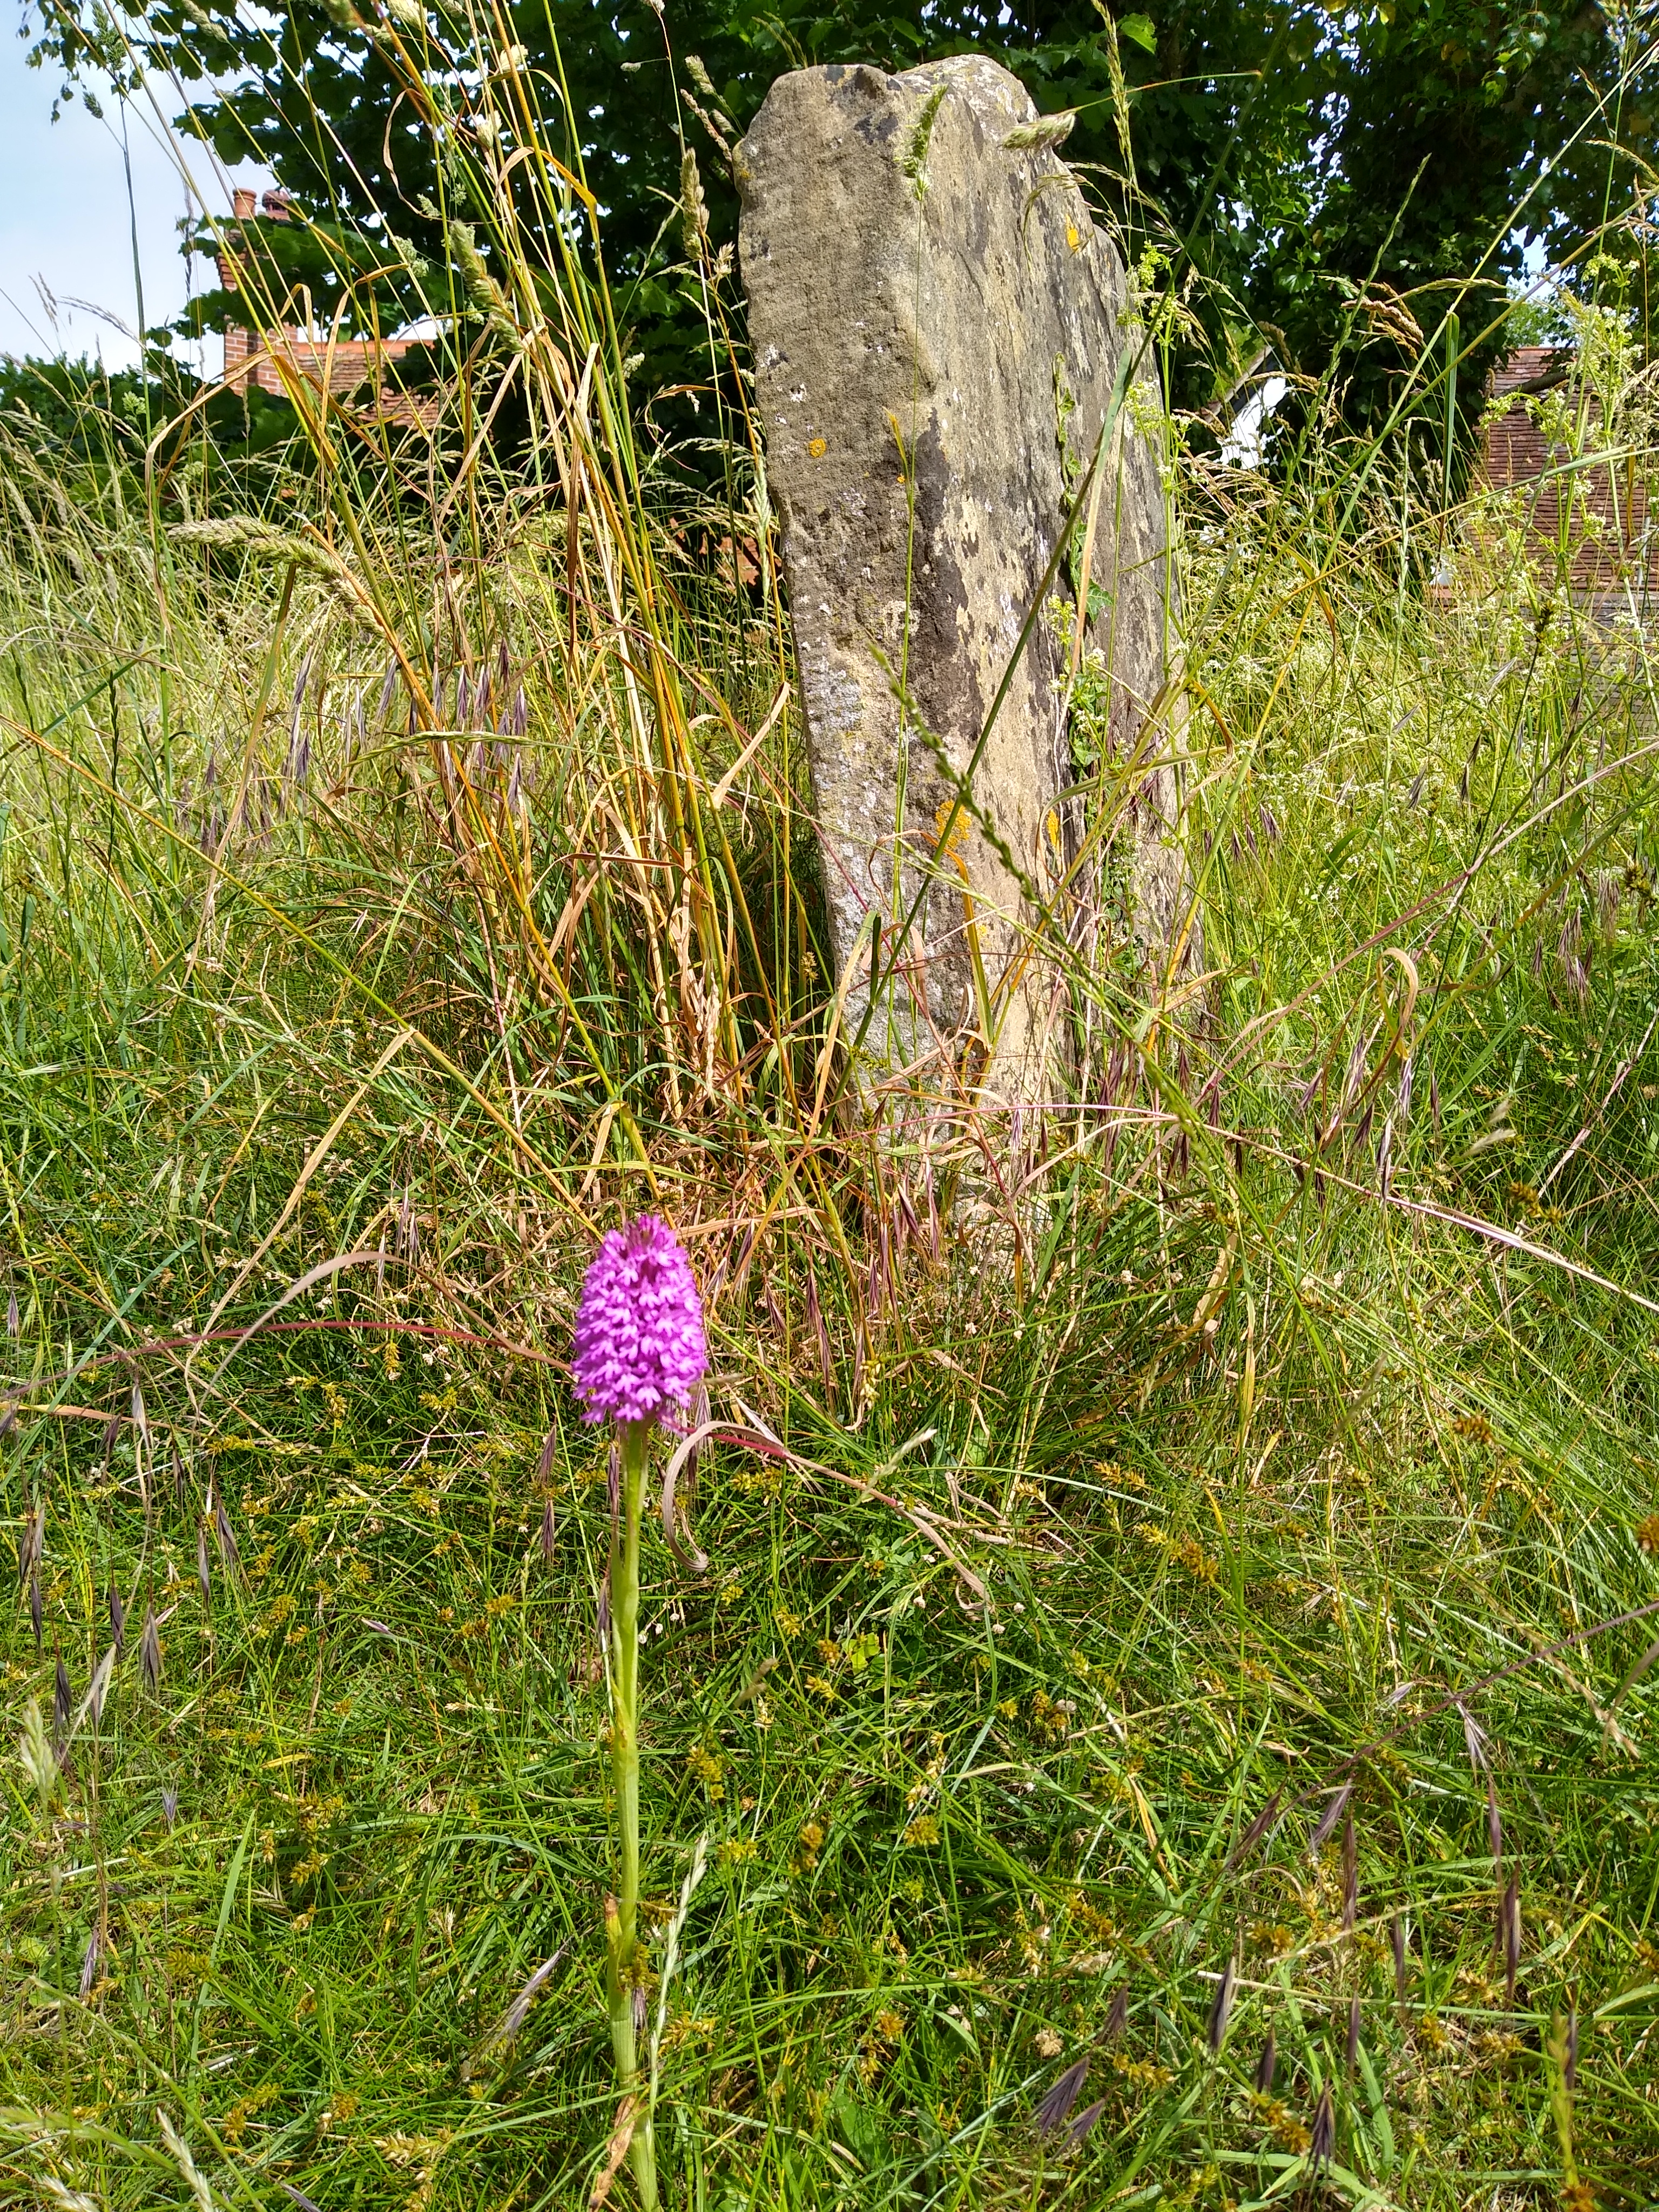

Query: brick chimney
[224,192,258,389]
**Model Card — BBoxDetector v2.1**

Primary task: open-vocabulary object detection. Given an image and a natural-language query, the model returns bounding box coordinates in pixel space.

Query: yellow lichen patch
[933,800,970,866]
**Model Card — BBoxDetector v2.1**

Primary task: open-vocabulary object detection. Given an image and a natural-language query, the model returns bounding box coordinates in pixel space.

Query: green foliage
[19,0,1657,449]
[4,246,1659,2206]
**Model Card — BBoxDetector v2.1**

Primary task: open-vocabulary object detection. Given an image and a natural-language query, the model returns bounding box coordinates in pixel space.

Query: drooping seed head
[1034,2056,1088,2137]
[572,1215,707,1428]
[1207,1957,1237,2051]
[1310,2082,1335,2169]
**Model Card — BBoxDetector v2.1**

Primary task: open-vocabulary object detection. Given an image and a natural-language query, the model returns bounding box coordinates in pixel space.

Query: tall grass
[4,15,1659,2209]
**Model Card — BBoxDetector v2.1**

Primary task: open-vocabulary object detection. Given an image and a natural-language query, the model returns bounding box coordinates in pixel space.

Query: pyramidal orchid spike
[572,1214,707,1428]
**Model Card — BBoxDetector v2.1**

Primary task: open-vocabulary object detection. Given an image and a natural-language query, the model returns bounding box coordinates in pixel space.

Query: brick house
[218,188,440,428]
[1475,343,1658,622]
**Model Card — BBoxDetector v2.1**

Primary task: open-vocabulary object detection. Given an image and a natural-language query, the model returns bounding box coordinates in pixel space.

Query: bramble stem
[605,1418,657,2209]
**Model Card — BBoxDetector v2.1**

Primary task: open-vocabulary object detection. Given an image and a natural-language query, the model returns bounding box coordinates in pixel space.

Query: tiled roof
[1488,345,1573,399]
[215,204,440,430]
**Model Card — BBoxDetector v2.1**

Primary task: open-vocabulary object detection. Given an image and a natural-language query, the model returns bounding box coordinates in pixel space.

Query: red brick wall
[1477,346,1657,601]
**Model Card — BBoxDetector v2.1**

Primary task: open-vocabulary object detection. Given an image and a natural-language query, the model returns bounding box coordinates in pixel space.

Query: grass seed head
[1502,1872,1522,2006]
[140,1604,163,1693]
[36,2177,100,2212]
[213,1492,239,1572]
[1207,1956,1237,2050]
[1456,1700,1489,1772]
[19,1697,56,1806]
[1309,2081,1336,2169]
[19,1500,44,1584]
[1310,1781,1351,1851]
[1034,2055,1089,2136]
[156,2112,215,2212]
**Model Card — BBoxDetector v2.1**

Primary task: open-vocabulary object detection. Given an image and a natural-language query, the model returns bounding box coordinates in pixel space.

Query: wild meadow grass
[5,32,1659,2209]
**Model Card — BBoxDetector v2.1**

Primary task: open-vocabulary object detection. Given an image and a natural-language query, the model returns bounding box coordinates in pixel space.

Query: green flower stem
[606,1418,657,2210]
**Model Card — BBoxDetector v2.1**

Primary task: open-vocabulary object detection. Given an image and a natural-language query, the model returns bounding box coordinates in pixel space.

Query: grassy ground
[5,82,1659,2212]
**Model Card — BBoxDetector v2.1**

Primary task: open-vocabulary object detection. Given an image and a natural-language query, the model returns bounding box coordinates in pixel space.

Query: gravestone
[737,55,1188,1098]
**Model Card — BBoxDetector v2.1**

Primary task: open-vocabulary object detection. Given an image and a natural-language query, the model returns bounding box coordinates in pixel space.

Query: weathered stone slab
[738,55,1185,1097]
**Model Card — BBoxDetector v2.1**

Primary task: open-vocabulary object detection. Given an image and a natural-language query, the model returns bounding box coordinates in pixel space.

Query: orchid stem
[606,1418,658,2209]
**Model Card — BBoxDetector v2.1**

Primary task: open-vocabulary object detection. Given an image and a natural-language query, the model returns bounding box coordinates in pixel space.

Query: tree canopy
[20,0,1657,452]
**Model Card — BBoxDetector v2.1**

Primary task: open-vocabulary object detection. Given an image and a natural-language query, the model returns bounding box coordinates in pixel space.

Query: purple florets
[571,1214,707,1427]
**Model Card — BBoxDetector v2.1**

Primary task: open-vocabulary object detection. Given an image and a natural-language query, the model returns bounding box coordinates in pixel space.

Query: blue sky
[1,36,267,370]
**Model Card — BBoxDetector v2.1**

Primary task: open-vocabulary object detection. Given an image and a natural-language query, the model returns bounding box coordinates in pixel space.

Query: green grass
[5,48,1659,2212]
